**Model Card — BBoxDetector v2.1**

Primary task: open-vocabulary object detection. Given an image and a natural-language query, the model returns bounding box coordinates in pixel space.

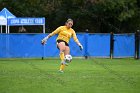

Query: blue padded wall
[0,33,135,58]
[113,34,135,57]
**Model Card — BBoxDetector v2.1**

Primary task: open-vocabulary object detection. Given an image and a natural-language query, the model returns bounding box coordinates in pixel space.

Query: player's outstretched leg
[59,52,65,72]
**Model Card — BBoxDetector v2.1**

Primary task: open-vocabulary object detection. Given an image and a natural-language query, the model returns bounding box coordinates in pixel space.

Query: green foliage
[0,0,140,33]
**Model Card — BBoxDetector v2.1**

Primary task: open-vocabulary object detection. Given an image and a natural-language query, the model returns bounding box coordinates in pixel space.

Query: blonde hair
[66,18,73,23]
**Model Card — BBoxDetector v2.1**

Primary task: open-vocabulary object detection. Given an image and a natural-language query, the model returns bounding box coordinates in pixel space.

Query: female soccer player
[41,18,83,72]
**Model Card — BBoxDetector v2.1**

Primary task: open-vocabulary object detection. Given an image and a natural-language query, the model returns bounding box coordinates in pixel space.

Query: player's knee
[60,48,65,53]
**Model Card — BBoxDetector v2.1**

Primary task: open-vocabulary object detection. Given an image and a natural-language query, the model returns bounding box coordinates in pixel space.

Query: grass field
[0,58,140,93]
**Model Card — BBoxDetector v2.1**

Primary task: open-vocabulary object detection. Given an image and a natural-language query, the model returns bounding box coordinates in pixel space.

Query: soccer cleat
[65,62,69,66]
[61,61,68,66]
[58,70,64,73]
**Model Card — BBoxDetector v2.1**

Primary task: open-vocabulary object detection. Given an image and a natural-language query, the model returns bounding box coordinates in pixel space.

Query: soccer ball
[64,54,72,63]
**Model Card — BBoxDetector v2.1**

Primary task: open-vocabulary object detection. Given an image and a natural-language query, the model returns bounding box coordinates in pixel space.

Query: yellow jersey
[49,26,78,43]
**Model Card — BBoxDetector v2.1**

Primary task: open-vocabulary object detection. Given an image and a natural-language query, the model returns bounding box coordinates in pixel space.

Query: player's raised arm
[72,30,83,50]
[41,27,61,45]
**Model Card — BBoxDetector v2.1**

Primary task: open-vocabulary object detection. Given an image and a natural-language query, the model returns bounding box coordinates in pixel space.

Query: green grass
[0,58,140,93]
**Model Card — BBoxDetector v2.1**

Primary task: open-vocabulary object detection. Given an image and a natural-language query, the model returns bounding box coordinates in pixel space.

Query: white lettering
[20,19,34,24]
[11,19,19,24]
[35,19,43,24]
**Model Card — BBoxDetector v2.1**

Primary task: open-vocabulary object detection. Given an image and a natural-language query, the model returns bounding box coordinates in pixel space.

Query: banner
[8,18,45,25]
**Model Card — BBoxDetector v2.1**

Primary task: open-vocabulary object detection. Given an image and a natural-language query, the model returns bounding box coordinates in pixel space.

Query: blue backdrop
[0,33,136,58]
[87,34,110,57]
[113,34,135,57]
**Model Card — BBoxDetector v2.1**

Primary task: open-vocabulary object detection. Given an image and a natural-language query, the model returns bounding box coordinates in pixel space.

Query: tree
[0,0,140,33]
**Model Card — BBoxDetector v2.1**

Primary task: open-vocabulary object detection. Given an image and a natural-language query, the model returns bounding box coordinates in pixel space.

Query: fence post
[42,33,46,60]
[135,30,140,59]
[84,29,89,59]
[110,32,114,59]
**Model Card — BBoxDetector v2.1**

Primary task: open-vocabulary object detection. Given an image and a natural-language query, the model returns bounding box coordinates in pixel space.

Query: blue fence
[113,34,135,57]
[87,34,110,57]
[0,33,136,58]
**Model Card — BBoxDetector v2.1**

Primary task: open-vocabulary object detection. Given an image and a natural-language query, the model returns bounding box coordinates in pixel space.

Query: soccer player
[41,18,83,72]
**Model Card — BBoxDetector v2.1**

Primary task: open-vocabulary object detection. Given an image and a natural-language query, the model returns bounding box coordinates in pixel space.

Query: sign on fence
[8,18,45,25]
